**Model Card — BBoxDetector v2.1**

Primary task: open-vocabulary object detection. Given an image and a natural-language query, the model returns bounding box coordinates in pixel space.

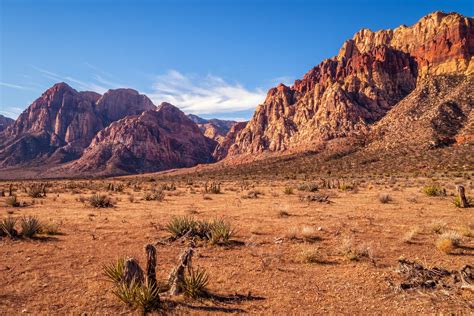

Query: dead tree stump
[145,244,157,289]
[456,185,468,208]
[123,258,144,285]
[168,243,194,295]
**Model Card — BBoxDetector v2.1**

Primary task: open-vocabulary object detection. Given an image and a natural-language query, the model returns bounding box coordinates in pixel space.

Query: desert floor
[0,175,473,314]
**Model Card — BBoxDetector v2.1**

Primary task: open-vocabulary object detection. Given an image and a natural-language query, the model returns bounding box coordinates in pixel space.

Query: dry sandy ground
[0,177,473,314]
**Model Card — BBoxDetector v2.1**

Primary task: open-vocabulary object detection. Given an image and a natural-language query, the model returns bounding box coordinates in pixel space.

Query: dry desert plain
[0,174,473,314]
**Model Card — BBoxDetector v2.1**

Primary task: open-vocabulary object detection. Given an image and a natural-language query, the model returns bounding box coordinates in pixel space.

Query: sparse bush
[0,216,18,238]
[165,216,234,245]
[300,226,320,242]
[5,196,20,207]
[378,193,392,204]
[20,216,41,238]
[89,194,114,208]
[339,184,354,191]
[430,221,447,234]
[160,183,176,191]
[297,183,318,192]
[298,247,324,264]
[242,190,262,199]
[436,231,462,254]
[283,187,293,195]
[339,238,371,261]
[422,185,445,197]
[27,184,46,198]
[402,226,420,243]
[436,238,453,254]
[143,190,165,201]
[41,222,61,235]
[204,182,221,194]
[183,267,209,298]
[459,224,473,238]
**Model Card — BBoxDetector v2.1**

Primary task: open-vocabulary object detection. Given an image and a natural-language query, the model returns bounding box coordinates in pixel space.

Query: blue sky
[1,0,473,121]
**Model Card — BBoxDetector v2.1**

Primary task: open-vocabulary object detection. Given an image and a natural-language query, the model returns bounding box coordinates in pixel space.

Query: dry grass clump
[143,190,165,201]
[27,184,46,198]
[165,216,234,245]
[5,196,21,207]
[297,183,318,192]
[242,190,263,199]
[89,194,114,208]
[339,238,372,261]
[435,231,462,254]
[402,226,420,244]
[204,182,221,194]
[284,226,320,242]
[422,185,445,197]
[20,216,42,238]
[283,186,293,195]
[458,224,474,238]
[41,222,62,235]
[430,221,447,234]
[297,247,324,264]
[378,193,392,204]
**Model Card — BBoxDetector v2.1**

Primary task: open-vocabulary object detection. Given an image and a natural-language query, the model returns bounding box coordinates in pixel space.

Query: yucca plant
[206,218,234,245]
[103,258,126,283]
[20,216,41,238]
[0,216,18,238]
[27,185,45,198]
[165,216,197,239]
[183,267,209,299]
[113,280,160,311]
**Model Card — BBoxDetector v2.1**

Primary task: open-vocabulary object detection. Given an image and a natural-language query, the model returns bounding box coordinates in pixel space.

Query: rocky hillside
[225,11,473,157]
[65,103,216,176]
[0,115,14,132]
[187,114,238,144]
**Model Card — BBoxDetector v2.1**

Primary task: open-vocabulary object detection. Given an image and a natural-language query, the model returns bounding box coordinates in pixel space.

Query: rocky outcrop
[0,115,14,132]
[213,121,247,160]
[0,83,156,167]
[187,114,238,144]
[69,103,217,175]
[227,11,473,157]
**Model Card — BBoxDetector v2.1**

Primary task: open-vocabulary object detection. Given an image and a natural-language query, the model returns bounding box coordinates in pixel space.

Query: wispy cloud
[0,107,24,118]
[0,82,36,91]
[269,76,295,87]
[148,70,266,115]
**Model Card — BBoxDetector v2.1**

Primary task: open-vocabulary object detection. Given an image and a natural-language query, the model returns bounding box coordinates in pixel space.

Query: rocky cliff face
[187,114,238,144]
[0,83,156,167]
[69,103,217,175]
[227,11,473,157]
[0,115,14,132]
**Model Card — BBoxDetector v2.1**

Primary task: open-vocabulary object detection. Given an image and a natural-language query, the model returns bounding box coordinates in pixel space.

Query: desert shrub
[103,258,126,283]
[143,190,165,201]
[89,194,114,208]
[339,238,371,261]
[430,221,447,234]
[298,247,324,264]
[378,193,392,204]
[459,224,473,238]
[439,231,462,246]
[402,226,420,243]
[183,267,209,298]
[41,222,61,235]
[300,226,320,242]
[204,182,221,194]
[166,216,197,239]
[242,190,263,199]
[20,216,42,238]
[27,184,46,198]
[113,280,160,312]
[339,184,354,191]
[5,196,20,207]
[422,185,444,197]
[436,238,453,254]
[160,183,176,191]
[283,187,293,195]
[206,218,234,245]
[297,183,318,192]
[0,216,18,238]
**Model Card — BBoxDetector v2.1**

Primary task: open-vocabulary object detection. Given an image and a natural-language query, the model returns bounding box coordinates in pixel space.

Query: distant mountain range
[0,11,472,179]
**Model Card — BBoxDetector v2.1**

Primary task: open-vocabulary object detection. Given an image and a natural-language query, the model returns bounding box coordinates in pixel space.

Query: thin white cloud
[0,107,24,119]
[270,76,295,87]
[148,70,266,115]
[0,82,33,90]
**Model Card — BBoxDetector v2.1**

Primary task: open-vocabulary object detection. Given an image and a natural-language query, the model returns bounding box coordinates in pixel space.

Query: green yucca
[183,267,209,299]
[206,218,234,245]
[165,216,197,238]
[0,216,18,238]
[113,280,160,311]
[103,258,126,283]
[20,216,41,238]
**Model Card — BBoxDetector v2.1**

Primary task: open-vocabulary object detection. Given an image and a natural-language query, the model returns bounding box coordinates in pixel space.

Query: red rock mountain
[225,11,473,158]
[67,103,216,176]
[187,114,238,144]
[0,115,14,132]
[0,83,156,167]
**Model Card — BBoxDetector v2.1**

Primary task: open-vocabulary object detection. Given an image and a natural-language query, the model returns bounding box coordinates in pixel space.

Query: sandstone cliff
[0,115,14,132]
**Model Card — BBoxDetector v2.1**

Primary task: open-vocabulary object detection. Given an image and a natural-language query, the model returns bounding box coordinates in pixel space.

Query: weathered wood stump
[456,185,468,208]
[145,244,157,289]
[168,243,194,295]
[123,258,144,285]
